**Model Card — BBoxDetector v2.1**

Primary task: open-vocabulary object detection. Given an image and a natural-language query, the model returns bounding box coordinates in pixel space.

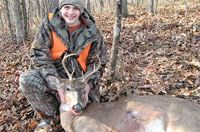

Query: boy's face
[60,4,81,27]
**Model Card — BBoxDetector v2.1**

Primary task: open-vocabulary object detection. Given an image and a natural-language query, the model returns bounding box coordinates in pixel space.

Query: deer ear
[46,75,61,89]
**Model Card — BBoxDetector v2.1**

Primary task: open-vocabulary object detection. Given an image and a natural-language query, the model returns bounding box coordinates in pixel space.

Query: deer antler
[83,55,101,82]
[62,53,77,81]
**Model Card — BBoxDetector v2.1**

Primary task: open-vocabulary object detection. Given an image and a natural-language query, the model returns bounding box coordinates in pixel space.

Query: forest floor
[0,0,200,132]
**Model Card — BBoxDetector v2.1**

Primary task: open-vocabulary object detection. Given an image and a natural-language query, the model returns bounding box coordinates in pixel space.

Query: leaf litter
[0,1,200,131]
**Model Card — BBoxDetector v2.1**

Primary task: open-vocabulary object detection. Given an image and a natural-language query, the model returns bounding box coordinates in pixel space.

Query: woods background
[0,0,200,131]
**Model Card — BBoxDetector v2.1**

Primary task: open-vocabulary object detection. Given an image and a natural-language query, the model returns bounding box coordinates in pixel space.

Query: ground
[0,1,199,131]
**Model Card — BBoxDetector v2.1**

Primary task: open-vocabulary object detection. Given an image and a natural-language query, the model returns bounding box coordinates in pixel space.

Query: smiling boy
[19,0,106,131]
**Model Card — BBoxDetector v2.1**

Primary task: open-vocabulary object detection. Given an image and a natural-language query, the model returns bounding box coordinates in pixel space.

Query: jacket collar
[48,8,98,53]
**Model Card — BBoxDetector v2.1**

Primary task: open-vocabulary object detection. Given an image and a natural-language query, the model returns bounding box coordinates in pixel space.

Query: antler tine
[62,53,77,81]
[84,55,101,81]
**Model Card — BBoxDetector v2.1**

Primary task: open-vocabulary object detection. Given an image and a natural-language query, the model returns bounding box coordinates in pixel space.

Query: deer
[47,54,200,132]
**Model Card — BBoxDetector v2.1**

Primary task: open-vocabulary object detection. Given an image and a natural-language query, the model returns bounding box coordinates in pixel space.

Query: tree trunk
[26,0,32,34]
[40,0,45,18]
[0,11,4,31]
[184,0,189,16]
[21,0,29,38]
[154,0,158,14]
[12,0,24,44]
[122,0,128,18]
[108,0,112,11]
[4,0,14,41]
[149,0,154,14]
[36,0,41,18]
[94,0,98,7]
[86,0,91,12]
[107,0,115,11]
[109,0,122,79]
[100,0,104,13]
[136,0,140,6]
[93,0,98,12]
[141,0,144,6]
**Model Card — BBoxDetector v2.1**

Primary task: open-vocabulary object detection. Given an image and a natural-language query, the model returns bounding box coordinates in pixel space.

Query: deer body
[46,54,200,132]
[60,95,200,132]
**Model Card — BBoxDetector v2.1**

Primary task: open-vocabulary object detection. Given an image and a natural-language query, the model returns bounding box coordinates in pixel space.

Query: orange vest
[48,13,91,72]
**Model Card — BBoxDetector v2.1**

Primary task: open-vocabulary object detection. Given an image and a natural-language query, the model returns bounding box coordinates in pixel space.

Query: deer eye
[83,90,86,94]
[66,88,70,91]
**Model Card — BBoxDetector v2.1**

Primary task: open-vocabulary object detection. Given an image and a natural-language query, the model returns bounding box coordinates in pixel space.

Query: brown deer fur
[46,54,200,132]
[60,95,200,132]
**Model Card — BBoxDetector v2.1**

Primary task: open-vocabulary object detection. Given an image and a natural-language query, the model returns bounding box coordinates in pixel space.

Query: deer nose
[72,103,82,113]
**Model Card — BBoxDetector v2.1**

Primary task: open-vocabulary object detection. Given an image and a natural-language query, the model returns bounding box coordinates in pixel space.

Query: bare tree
[109,0,122,79]
[93,0,98,12]
[136,0,140,6]
[21,0,29,38]
[149,0,154,14]
[36,0,41,18]
[26,0,32,33]
[184,0,189,16]
[40,0,45,18]
[100,0,104,13]
[0,10,4,31]
[108,0,113,11]
[86,0,91,12]
[4,0,14,41]
[12,0,23,44]
[154,0,158,14]
[122,0,128,18]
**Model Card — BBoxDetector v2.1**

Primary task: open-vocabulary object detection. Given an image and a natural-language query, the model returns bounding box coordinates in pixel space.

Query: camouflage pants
[19,70,59,120]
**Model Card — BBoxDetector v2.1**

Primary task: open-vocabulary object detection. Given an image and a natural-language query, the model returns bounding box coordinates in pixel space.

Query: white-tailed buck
[47,54,200,132]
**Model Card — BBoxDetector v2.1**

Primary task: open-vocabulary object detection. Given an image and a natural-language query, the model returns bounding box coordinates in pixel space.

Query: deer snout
[72,103,83,113]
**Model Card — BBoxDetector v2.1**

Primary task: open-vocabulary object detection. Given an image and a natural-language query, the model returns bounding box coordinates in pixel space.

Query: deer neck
[61,104,71,112]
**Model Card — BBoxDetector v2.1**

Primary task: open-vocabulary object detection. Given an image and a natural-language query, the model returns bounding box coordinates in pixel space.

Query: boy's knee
[19,71,35,84]
[19,70,40,91]
[19,70,48,93]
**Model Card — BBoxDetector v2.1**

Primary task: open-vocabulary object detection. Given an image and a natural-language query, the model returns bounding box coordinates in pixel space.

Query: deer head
[46,53,101,115]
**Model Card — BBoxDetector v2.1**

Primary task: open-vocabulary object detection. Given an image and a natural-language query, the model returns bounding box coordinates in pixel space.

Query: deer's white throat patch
[61,104,70,112]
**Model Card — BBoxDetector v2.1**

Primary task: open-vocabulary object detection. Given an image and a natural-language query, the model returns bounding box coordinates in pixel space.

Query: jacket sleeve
[30,19,59,82]
[86,31,107,93]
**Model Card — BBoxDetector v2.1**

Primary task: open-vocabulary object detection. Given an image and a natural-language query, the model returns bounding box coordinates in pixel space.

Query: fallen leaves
[0,0,200,131]
[98,0,200,103]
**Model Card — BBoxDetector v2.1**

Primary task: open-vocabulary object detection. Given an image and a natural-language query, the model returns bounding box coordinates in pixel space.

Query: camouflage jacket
[30,8,106,102]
